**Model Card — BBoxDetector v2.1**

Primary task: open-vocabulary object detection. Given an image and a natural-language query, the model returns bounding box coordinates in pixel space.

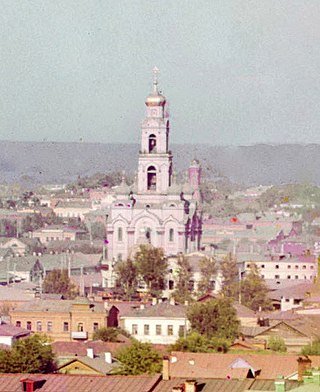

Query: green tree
[301,338,320,356]
[197,256,217,296]
[187,298,240,341]
[0,334,56,373]
[134,245,168,296]
[171,331,212,353]
[240,264,272,311]
[93,327,118,342]
[173,255,193,303]
[115,258,138,299]
[220,253,239,300]
[43,269,78,299]
[114,340,161,375]
[268,336,287,353]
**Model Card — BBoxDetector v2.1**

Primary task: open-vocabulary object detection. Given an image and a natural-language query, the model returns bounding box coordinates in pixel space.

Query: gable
[257,322,307,338]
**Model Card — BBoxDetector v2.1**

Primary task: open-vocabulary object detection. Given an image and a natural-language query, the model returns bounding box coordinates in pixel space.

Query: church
[102,68,202,272]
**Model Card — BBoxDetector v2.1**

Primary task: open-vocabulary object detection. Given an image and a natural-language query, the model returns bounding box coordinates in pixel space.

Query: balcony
[71,331,88,340]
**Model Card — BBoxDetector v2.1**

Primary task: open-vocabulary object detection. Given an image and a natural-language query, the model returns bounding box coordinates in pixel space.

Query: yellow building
[10,297,108,342]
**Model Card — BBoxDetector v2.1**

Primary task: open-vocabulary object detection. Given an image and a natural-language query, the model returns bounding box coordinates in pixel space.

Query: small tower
[188,159,202,203]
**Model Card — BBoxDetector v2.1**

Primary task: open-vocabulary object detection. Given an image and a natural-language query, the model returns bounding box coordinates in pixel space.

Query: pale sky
[1,0,320,146]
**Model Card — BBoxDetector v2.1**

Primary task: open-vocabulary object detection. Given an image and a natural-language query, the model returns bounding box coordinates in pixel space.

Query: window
[178,325,185,337]
[167,325,173,336]
[261,275,265,279]
[169,280,174,290]
[117,227,123,242]
[147,166,157,190]
[16,321,21,328]
[302,265,306,269]
[275,265,279,269]
[63,322,69,332]
[117,253,123,261]
[311,266,314,270]
[93,322,99,332]
[36,321,42,332]
[275,275,280,279]
[144,324,150,335]
[47,321,53,332]
[287,275,291,279]
[77,323,84,332]
[156,325,162,335]
[261,264,265,269]
[294,299,300,305]
[148,134,157,153]
[169,228,174,242]
[295,275,299,279]
[132,324,138,335]
[295,265,299,269]
[26,321,32,330]
[287,265,291,269]
[285,299,290,302]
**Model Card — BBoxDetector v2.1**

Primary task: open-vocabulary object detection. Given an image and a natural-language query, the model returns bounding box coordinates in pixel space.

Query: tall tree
[240,264,272,311]
[173,255,193,303]
[114,340,161,375]
[220,253,239,300]
[197,256,217,296]
[134,245,167,296]
[114,258,138,299]
[43,269,78,299]
[187,298,240,341]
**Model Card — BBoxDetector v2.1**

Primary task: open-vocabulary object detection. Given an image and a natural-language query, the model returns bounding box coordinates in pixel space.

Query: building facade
[102,68,202,286]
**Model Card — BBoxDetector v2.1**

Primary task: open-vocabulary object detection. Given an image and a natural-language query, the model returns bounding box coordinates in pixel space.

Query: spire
[152,66,160,94]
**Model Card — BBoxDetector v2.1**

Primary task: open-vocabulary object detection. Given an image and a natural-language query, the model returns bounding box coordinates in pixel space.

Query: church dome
[145,92,166,107]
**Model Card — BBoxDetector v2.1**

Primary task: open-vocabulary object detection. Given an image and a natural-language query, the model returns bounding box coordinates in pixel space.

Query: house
[267,282,313,311]
[119,299,190,345]
[241,317,320,353]
[57,349,117,375]
[10,297,108,342]
[31,225,87,243]
[0,322,30,346]
[53,201,92,221]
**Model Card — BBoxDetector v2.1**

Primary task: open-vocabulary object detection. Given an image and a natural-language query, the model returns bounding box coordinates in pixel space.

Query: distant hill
[0,140,319,186]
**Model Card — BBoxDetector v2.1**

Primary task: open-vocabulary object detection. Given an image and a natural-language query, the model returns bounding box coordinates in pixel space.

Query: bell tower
[137,67,172,194]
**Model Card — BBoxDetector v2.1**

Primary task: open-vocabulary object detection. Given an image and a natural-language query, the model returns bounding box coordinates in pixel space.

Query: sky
[1,0,320,146]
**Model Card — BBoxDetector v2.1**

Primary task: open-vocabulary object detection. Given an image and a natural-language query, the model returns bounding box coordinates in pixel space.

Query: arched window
[77,323,84,332]
[169,228,174,242]
[147,166,157,190]
[117,227,123,242]
[148,134,157,153]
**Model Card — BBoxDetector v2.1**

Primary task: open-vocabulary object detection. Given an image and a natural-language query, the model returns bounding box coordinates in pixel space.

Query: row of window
[116,228,175,242]
[16,321,99,333]
[131,324,185,337]
[270,275,313,280]
[257,264,314,270]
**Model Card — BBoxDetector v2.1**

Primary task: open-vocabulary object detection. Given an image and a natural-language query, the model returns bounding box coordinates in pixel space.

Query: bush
[268,336,287,352]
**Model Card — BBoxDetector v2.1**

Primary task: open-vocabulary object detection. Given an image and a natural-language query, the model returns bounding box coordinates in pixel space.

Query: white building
[102,68,202,287]
[119,299,190,345]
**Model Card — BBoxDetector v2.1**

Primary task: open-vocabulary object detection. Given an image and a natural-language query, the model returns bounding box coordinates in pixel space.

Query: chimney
[152,297,157,306]
[162,356,170,381]
[104,352,112,364]
[20,379,35,392]
[86,348,94,359]
[140,304,145,310]
[297,356,312,382]
[275,376,285,392]
[184,300,189,306]
[185,379,197,392]
[170,297,175,306]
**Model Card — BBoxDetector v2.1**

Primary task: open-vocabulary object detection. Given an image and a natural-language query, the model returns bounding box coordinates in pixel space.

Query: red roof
[169,352,320,380]
[0,374,161,392]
